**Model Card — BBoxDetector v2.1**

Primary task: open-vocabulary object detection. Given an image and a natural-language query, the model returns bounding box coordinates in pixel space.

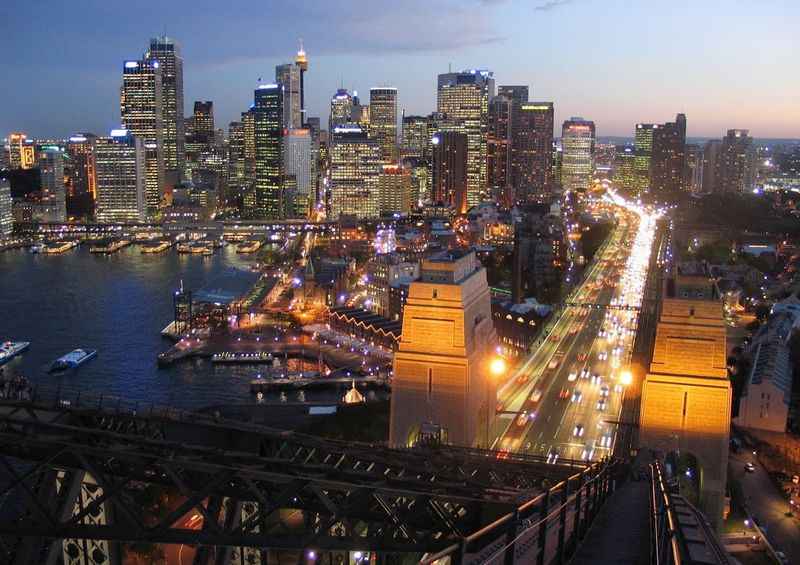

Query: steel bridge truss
[0,401,590,563]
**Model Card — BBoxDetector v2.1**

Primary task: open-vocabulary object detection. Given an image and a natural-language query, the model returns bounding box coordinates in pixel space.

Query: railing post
[556,480,570,564]
[573,472,585,542]
[536,490,549,565]
[504,510,519,565]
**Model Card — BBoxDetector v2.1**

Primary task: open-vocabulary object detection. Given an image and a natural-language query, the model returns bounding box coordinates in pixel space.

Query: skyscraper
[634,123,657,193]
[701,139,722,194]
[369,87,398,163]
[716,129,756,193]
[38,148,66,222]
[329,125,383,219]
[400,114,431,160]
[94,129,146,223]
[252,84,284,219]
[561,117,595,192]
[6,133,35,170]
[67,134,97,199]
[145,36,184,178]
[276,63,301,130]
[0,179,12,237]
[191,101,214,138]
[284,128,312,217]
[431,131,468,211]
[684,143,703,195]
[329,89,353,132]
[437,70,493,209]
[487,95,512,205]
[516,102,554,201]
[378,165,413,215]
[227,120,246,198]
[650,113,687,195]
[121,58,164,214]
[614,145,637,193]
[295,41,308,127]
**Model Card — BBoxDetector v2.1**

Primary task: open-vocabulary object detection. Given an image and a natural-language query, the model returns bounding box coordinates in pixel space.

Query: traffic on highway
[492,193,661,463]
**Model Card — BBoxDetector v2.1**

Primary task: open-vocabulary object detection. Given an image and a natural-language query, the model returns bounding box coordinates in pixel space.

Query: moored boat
[0,341,30,366]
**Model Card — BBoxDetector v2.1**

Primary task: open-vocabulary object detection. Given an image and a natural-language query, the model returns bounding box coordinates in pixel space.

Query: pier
[249,374,388,393]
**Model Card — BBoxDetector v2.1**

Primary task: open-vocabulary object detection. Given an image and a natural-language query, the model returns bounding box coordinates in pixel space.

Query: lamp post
[486,356,507,449]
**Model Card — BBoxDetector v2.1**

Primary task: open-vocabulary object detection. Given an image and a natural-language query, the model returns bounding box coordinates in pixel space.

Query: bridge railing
[649,460,730,565]
[420,457,621,565]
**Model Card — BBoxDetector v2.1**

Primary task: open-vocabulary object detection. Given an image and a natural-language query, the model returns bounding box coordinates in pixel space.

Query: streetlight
[620,370,633,386]
[485,356,507,449]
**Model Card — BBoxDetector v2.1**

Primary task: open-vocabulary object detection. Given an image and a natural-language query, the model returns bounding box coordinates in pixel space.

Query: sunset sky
[2,0,798,139]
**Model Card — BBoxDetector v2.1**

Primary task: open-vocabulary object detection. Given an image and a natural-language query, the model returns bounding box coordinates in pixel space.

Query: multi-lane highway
[492,195,660,463]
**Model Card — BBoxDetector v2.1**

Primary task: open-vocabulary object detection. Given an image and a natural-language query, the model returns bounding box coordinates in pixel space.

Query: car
[578,353,588,362]
[596,399,607,411]
[591,374,603,385]
[573,424,585,437]
[600,385,610,397]
[516,411,529,427]
[571,390,583,403]
[530,388,543,402]
[559,388,570,399]
[745,462,755,473]
[580,368,590,379]
[598,351,608,361]
[567,372,578,382]
[496,450,510,460]
[598,435,612,448]
[581,445,595,460]
[547,449,560,464]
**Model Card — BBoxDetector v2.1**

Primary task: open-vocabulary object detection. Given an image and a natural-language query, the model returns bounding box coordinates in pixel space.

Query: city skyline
[2,0,798,140]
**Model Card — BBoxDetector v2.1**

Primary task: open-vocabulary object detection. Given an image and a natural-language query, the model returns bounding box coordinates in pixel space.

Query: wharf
[250,375,389,393]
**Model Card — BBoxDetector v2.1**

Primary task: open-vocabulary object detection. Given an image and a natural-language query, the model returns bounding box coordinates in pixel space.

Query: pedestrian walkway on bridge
[571,452,651,565]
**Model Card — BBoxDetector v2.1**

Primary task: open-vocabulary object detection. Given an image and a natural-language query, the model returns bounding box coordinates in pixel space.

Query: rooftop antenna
[448,62,452,73]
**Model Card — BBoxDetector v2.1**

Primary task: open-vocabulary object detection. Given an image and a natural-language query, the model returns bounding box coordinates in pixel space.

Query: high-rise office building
[369,88,398,163]
[684,143,703,195]
[497,85,528,198]
[560,117,595,192]
[378,164,413,214]
[121,58,164,214]
[191,101,214,138]
[716,129,756,194]
[38,148,66,222]
[651,113,687,194]
[227,121,246,198]
[701,139,722,194]
[252,84,284,219]
[516,102,554,201]
[400,114,431,161]
[497,85,528,105]
[437,70,493,209]
[614,145,637,193]
[284,128,312,217]
[487,95,512,205]
[633,123,657,193]
[145,36,184,178]
[306,117,321,205]
[94,129,146,223]
[6,133,35,170]
[276,62,301,130]
[329,125,383,219]
[0,179,12,237]
[431,131,468,211]
[329,89,353,132]
[67,134,97,199]
[295,42,308,127]
[350,91,369,128]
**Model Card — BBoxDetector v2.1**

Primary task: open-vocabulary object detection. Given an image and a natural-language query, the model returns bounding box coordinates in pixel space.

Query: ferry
[140,240,172,254]
[42,241,79,254]
[49,349,97,372]
[89,238,131,254]
[29,243,43,254]
[0,341,30,366]
[176,241,212,255]
[236,240,263,254]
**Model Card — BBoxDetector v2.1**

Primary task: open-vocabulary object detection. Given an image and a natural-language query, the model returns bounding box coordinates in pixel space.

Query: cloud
[535,0,574,11]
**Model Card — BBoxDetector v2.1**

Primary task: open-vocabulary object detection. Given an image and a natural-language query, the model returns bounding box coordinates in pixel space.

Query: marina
[139,240,173,254]
[249,374,388,393]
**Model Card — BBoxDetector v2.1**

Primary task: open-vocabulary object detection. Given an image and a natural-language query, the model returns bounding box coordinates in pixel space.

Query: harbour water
[0,245,342,410]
